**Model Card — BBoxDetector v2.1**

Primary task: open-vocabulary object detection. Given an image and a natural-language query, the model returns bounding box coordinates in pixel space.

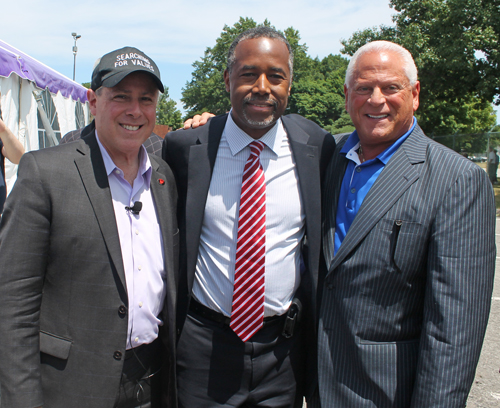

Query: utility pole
[72,32,81,81]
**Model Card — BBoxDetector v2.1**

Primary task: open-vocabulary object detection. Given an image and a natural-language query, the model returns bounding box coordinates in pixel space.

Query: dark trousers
[177,307,305,408]
[114,339,162,408]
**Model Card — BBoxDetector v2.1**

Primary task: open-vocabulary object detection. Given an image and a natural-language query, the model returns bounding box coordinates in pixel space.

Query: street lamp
[72,32,81,81]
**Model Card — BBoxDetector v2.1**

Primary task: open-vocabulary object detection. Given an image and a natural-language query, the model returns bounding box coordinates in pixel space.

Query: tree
[288,54,353,133]
[181,17,262,117]
[181,18,351,131]
[156,86,183,130]
[341,0,499,138]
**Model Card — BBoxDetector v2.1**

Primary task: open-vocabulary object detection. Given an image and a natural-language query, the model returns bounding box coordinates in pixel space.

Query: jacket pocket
[392,221,427,274]
[39,330,72,360]
[356,338,419,406]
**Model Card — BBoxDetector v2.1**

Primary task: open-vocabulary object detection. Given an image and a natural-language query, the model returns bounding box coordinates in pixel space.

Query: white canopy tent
[0,39,90,192]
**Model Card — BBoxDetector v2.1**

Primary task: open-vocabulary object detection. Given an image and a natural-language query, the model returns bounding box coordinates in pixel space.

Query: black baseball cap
[91,46,164,92]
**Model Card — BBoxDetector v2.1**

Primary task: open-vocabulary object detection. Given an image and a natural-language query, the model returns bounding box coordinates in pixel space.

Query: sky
[1,0,499,122]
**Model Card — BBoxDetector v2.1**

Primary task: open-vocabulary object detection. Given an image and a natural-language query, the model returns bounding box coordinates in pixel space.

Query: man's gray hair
[345,41,418,88]
[227,26,294,80]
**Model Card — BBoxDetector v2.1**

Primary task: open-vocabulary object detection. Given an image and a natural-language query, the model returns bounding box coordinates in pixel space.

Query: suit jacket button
[113,351,122,360]
[118,305,127,317]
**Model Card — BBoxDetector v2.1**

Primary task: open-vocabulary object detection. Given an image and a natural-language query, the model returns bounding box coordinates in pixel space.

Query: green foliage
[81,82,91,89]
[390,0,500,104]
[156,86,183,130]
[327,112,356,135]
[341,0,500,140]
[181,17,261,117]
[181,18,352,131]
[423,96,496,137]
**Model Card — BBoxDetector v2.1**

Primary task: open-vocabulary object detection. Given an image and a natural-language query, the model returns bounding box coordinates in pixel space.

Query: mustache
[243,97,278,107]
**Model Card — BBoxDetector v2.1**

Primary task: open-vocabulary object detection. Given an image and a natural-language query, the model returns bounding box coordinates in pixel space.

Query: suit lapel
[283,117,320,241]
[283,117,320,217]
[74,132,127,291]
[150,156,177,323]
[282,116,322,313]
[327,127,427,276]
[322,138,350,269]
[185,114,227,293]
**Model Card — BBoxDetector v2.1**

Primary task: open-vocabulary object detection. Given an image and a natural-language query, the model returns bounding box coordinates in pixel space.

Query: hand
[183,112,215,129]
[0,118,25,164]
[0,117,8,133]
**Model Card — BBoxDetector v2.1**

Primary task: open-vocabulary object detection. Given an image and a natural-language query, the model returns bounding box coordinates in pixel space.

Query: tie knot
[249,140,265,156]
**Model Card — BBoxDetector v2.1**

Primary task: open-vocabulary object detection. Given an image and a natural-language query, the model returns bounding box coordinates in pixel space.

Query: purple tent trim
[0,39,87,103]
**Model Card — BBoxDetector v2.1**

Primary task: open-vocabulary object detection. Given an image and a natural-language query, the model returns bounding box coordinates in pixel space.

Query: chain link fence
[430,131,500,161]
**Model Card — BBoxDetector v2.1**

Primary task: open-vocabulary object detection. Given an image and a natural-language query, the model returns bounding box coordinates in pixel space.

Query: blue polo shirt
[334,119,417,254]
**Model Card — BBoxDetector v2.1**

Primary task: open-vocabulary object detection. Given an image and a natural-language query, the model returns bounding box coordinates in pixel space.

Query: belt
[189,299,285,327]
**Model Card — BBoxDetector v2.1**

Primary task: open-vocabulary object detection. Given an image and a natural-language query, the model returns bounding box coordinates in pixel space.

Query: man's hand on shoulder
[183,112,215,129]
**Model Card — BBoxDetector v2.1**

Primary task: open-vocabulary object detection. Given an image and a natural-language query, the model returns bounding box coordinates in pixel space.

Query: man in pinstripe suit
[317,41,496,407]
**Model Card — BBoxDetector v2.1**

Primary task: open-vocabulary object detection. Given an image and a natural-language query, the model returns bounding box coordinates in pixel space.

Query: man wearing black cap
[0,47,179,408]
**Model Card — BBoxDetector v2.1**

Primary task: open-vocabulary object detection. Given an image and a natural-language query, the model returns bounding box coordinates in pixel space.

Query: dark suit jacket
[318,125,496,407]
[0,131,179,408]
[163,113,335,393]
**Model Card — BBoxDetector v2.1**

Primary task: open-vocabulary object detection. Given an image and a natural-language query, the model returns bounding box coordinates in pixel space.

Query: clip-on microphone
[125,201,142,215]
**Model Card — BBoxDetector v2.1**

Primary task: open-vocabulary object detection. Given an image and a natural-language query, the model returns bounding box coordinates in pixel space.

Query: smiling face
[88,71,158,160]
[224,37,291,139]
[345,50,420,156]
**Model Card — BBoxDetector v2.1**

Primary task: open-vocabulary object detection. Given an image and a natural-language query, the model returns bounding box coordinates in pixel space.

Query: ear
[224,69,230,93]
[87,89,98,117]
[412,81,420,112]
[344,84,349,113]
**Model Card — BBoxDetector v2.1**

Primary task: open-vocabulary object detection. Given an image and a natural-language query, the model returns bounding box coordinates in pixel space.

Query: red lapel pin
[158,178,165,185]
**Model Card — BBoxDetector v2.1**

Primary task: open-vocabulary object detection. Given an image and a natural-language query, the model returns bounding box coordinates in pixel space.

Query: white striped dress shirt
[192,112,305,317]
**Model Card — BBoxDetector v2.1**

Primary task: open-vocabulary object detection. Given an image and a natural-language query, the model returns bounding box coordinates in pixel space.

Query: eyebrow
[241,65,288,75]
[111,88,157,96]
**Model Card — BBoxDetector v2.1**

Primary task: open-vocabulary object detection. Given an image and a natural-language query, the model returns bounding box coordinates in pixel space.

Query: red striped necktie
[230,140,266,342]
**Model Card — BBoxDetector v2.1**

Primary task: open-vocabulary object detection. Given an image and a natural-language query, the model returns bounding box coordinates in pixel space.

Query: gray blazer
[317,125,496,407]
[0,132,179,408]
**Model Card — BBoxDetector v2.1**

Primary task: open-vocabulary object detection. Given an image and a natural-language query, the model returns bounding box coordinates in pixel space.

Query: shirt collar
[341,117,417,165]
[224,109,284,157]
[95,131,152,184]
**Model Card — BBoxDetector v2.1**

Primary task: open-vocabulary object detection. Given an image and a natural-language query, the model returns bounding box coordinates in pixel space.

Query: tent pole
[32,89,58,147]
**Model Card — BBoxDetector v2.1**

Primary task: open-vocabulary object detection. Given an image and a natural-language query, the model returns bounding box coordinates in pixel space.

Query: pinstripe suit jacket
[0,132,179,408]
[317,125,496,407]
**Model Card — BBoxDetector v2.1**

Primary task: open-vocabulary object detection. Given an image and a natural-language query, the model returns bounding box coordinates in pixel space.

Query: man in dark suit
[0,47,179,408]
[316,40,496,407]
[163,26,334,407]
